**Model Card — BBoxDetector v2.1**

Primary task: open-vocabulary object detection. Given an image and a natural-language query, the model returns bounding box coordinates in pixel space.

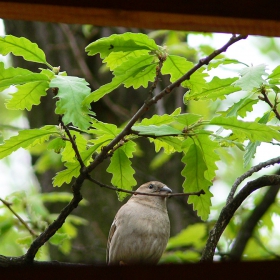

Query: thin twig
[0,198,37,237]
[147,56,165,99]
[59,117,85,170]
[87,176,205,197]
[259,86,280,121]
[226,156,280,205]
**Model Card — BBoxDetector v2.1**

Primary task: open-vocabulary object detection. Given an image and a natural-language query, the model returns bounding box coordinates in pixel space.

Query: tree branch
[228,184,280,260]
[24,175,85,263]
[200,174,280,262]
[226,156,280,205]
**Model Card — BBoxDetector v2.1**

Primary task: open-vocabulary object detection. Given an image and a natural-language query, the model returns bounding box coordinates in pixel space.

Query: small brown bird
[107,181,172,265]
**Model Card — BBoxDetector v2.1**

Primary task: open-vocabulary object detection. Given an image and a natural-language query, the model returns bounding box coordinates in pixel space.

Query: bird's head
[131,181,172,209]
[133,181,172,198]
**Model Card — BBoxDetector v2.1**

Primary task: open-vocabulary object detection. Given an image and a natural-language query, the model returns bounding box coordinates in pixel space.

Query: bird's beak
[160,185,172,193]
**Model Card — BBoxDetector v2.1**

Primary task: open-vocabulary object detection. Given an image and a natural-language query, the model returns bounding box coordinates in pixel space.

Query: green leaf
[192,134,220,182]
[132,124,182,136]
[53,161,80,187]
[84,55,157,103]
[268,65,280,80]
[174,113,202,126]
[121,141,136,158]
[207,58,248,70]
[6,80,49,110]
[161,55,208,92]
[184,69,209,94]
[0,62,32,91]
[107,146,137,201]
[49,233,69,246]
[50,75,92,130]
[161,55,193,84]
[188,189,212,221]
[85,32,158,59]
[138,108,181,126]
[89,121,121,150]
[103,50,147,71]
[181,143,212,220]
[233,64,267,91]
[166,223,207,250]
[0,125,58,159]
[150,136,183,154]
[222,97,259,118]
[53,144,99,187]
[210,116,280,142]
[0,35,49,66]
[185,76,240,101]
[243,141,260,168]
[47,138,66,153]
[243,112,271,167]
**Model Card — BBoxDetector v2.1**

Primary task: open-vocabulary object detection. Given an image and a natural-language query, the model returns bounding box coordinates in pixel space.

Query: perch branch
[200,174,280,262]
[87,176,205,197]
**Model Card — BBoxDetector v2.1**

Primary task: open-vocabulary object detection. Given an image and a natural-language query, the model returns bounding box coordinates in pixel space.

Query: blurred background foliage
[1,20,280,263]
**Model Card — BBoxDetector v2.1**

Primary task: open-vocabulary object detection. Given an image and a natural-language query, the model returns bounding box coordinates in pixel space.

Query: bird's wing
[106,218,117,264]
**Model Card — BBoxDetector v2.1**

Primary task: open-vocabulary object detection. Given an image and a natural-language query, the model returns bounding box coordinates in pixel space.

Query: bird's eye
[148,184,154,189]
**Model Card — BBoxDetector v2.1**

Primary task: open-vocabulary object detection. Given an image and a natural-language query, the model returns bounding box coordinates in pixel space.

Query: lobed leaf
[222,97,259,118]
[181,142,212,220]
[107,145,137,201]
[185,76,240,101]
[85,32,158,58]
[84,55,157,103]
[132,124,182,136]
[138,107,181,126]
[6,80,49,110]
[233,64,267,91]
[0,125,59,159]
[50,75,93,130]
[0,35,49,65]
[210,116,280,142]
[53,145,99,187]
[0,62,32,91]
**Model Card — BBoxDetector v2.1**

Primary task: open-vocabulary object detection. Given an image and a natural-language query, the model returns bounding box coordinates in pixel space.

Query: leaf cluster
[1,33,280,225]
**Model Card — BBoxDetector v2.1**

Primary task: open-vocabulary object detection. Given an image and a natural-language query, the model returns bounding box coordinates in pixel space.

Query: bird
[106,181,172,265]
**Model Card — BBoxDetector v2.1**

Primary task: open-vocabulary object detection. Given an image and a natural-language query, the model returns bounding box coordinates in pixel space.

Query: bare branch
[229,185,280,260]
[226,156,280,205]
[200,174,280,262]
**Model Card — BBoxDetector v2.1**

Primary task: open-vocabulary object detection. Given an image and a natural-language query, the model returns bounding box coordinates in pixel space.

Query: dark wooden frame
[1,0,280,36]
[1,1,280,279]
